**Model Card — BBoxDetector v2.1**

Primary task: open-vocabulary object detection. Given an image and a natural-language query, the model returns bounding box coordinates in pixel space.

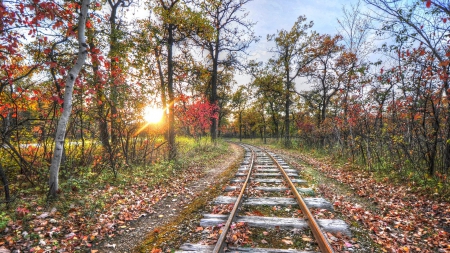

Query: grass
[136,140,242,252]
[235,137,450,201]
[0,137,232,250]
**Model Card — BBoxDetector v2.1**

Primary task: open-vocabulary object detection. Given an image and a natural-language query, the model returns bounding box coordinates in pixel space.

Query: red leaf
[426,0,431,8]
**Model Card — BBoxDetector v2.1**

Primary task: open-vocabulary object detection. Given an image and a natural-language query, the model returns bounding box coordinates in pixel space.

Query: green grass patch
[0,138,231,231]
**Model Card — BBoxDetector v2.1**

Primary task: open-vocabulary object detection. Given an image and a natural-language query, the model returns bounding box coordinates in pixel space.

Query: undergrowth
[0,137,229,230]
[238,138,450,201]
[136,140,241,252]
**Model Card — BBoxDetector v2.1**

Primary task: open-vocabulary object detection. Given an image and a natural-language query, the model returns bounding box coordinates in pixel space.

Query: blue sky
[239,0,362,87]
[247,0,357,36]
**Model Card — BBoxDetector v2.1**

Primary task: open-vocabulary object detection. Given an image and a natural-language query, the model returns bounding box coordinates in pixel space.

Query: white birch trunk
[49,0,91,197]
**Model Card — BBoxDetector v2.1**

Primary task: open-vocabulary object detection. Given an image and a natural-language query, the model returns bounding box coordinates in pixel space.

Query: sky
[129,0,367,90]
[237,0,362,89]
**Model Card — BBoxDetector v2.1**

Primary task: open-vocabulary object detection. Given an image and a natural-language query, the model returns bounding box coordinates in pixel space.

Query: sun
[143,106,164,124]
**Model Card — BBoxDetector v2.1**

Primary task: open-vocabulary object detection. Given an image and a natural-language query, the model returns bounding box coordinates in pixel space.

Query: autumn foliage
[175,95,218,137]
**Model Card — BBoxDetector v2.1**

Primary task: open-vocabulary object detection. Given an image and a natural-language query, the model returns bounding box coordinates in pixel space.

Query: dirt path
[95,143,243,253]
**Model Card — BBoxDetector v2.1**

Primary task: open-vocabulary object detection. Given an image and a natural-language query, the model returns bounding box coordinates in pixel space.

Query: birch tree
[49,0,91,197]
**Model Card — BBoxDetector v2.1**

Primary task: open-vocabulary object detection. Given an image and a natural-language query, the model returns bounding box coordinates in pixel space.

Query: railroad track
[176,144,350,253]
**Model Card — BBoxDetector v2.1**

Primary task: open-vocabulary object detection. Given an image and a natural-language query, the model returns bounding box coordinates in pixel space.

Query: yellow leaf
[281,239,293,245]
[302,236,313,242]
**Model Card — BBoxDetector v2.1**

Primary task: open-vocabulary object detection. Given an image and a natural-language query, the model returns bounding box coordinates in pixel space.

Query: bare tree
[268,15,317,147]
[364,0,450,174]
[192,0,258,142]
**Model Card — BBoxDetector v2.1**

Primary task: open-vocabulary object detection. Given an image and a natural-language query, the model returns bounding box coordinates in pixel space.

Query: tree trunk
[0,163,10,203]
[239,112,242,142]
[284,57,291,148]
[89,35,113,160]
[155,48,168,141]
[48,0,90,197]
[269,101,279,139]
[108,0,123,146]
[210,32,220,143]
[167,24,176,160]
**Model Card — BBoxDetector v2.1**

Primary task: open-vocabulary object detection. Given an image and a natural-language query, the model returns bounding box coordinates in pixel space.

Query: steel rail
[267,150,334,253]
[212,146,255,253]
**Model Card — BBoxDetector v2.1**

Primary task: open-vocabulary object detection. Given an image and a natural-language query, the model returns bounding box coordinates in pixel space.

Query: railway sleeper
[224,186,314,195]
[237,169,296,173]
[235,172,299,177]
[214,196,333,210]
[230,178,307,184]
[177,243,317,253]
[200,214,350,235]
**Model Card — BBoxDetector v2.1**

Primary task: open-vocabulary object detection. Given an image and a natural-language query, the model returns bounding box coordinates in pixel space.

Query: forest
[1,0,450,251]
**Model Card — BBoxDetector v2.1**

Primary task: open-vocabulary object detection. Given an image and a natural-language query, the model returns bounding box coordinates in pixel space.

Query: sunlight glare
[143,106,164,124]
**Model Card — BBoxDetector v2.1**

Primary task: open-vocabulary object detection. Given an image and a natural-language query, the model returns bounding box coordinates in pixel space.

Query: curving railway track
[176,144,351,253]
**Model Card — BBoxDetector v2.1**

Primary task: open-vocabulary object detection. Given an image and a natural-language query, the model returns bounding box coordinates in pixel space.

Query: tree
[231,86,248,141]
[305,34,355,127]
[147,0,212,159]
[364,0,450,174]
[336,0,371,150]
[155,0,180,160]
[268,15,317,147]
[175,95,218,138]
[108,0,132,152]
[248,61,284,140]
[193,0,257,142]
[49,0,91,197]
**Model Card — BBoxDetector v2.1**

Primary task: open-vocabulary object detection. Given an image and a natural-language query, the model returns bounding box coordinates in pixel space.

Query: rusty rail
[267,151,334,253]
[212,147,255,253]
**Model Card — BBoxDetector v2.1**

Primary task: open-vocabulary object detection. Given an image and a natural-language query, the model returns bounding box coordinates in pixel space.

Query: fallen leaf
[0,247,10,253]
[281,239,293,245]
[105,244,116,249]
[302,236,313,242]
